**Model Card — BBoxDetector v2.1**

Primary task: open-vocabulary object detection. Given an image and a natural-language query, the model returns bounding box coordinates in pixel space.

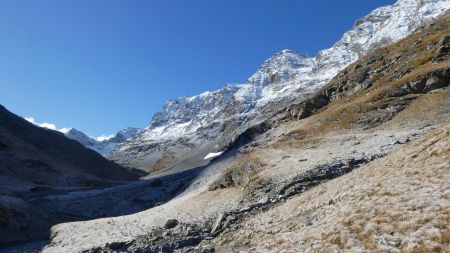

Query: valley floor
[42,113,450,252]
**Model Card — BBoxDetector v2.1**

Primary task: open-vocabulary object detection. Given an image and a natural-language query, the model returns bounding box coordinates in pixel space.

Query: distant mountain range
[62,127,140,156]
[0,105,142,197]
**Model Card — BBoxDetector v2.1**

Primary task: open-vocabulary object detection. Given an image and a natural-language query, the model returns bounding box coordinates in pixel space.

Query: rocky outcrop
[87,222,210,253]
[208,157,266,191]
[287,17,450,126]
[287,95,329,120]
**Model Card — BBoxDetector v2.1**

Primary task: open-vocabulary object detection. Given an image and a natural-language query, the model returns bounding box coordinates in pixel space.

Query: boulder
[164,219,179,229]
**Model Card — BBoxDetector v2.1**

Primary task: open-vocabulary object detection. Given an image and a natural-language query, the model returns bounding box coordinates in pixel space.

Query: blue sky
[0,0,395,137]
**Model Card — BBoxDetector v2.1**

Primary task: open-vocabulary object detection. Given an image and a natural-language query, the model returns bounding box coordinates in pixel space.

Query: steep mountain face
[43,12,450,252]
[63,127,140,156]
[111,127,141,142]
[0,105,141,197]
[63,128,100,150]
[108,84,243,173]
[110,0,450,173]
[146,84,241,141]
[234,50,316,108]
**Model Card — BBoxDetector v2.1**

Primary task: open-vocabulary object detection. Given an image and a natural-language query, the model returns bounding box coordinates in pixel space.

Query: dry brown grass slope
[211,120,450,253]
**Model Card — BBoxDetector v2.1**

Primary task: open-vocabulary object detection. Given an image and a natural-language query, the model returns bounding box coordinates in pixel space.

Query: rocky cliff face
[109,0,450,173]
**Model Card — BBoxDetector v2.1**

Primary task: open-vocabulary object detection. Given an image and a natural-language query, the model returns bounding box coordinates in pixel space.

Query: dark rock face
[225,121,271,151]
[402,69,450,93]
[433,35,450,62]
[89,223,210,253]
[287,95,330,120]
[279,156,380,198]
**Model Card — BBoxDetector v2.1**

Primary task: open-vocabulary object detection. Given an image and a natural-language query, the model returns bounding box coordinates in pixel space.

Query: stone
[164,219,179,229]
[425,76,446,91]
[210,213,225,235]
[432,35,450,62]
[408,78,426,92]
[259,196,269,205]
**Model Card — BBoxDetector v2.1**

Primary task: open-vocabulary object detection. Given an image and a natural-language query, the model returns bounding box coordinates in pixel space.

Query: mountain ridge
[63,127,140,156]
[109,0,450,173]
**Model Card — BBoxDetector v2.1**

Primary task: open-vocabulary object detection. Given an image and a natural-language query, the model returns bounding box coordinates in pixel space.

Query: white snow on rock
[64,127,141,156]
[203,151,224,160]
[143,84,241,141]
[24,116,141,156]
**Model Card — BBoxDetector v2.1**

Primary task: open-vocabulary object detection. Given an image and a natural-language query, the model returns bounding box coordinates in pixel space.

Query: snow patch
[25,117,66,132]
[203,151,224,160]
[59,128,72,134]
[96,134,115,142]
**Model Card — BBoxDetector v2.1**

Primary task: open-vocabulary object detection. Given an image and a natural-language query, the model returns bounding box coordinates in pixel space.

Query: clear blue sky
[0,0,395,137]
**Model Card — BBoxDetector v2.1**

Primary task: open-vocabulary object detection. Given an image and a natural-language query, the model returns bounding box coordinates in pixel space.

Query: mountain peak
[64,127,141,156]
[262,49,313,68]
[148,84,241,131]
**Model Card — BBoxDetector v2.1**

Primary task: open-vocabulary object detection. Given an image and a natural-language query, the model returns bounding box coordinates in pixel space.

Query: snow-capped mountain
[64,127,140,156]
[235,49,316,109]
[107,127,141,143]
[109,0,450,171]
[146,84,241,141]
[233,0,450,112]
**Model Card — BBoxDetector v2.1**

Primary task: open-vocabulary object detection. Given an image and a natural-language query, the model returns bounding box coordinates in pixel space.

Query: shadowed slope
[0,104,145,246]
